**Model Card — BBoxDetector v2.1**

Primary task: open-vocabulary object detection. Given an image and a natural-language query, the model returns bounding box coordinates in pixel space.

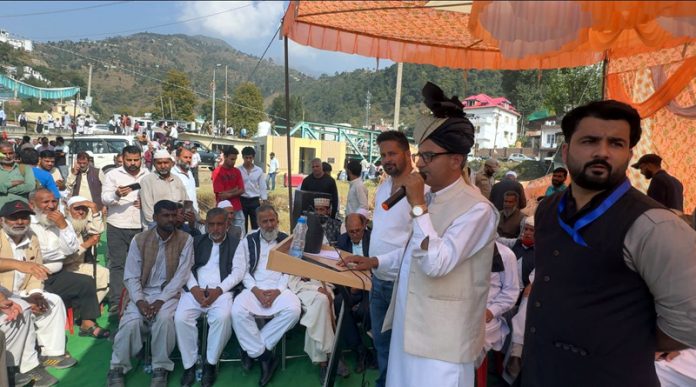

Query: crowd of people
[0,82,694,387]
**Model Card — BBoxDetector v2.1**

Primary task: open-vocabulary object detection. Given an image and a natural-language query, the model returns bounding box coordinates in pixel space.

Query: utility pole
[86,63,93,115]
[493,112,500,153]
[393,62,403,131]
[212,63,221,133]
[224,65,228,131]
[365,90,371,129]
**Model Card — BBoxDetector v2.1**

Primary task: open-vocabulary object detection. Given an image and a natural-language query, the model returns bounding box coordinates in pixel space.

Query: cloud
[178,1,285,41]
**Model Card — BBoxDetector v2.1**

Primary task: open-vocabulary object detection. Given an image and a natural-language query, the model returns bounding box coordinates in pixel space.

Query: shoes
[201,363,217,387]
[355,348,377,373]
[150,368,169,387]
[10,366,34,387]
[107,367,125,387]
[17,366,58,387]
[180,365,196,387]
[258,351,278,387]
[337,358,351,378]
[240,350,254,371]
[319,365,328,385]
[40,353,77,369]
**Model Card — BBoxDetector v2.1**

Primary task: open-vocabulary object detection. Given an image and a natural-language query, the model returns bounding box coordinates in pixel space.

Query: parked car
[508,153,536,162]
[174,140,218,169]
[63,135,135,170]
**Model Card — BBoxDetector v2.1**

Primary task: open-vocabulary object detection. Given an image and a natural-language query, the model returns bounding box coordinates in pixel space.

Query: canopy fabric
[283,1,696,70]
[0,74,79,100]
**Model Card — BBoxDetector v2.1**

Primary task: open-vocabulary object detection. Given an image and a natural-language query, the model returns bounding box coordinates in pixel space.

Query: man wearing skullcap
[344,82,499,387]
[139,149,189,229]
[490,170,527,211]
[313,197,341,245]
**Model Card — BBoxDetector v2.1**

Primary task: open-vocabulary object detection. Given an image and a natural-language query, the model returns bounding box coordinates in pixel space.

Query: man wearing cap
[29,188,109,339]
[475,159,499,200]
[344,82,499,387]
[66,150,104,211]
[139,149,189,229]
[63,196,109,303]
[521,101,696,386]
[0,199,78,379]
[0,141,36,209]
[101,145,150,319]
[490,170,527,211]
[313,197,341,245]
[498,217,536,290]
[238,146,267,233]
[301,158,339,219]
[632,153,684,212]
[216,200,243,240]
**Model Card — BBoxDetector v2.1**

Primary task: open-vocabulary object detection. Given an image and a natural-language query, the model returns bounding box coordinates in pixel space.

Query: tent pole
[601,50,609,100]
[393,62,403,131]
[284,33,293,216]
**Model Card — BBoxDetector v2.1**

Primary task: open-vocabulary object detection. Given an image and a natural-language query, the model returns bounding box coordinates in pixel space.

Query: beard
[567,156,628,191]
[260,227,279,242]
[551,179,564,187]
[33,209,53,227]
[68,214,88,235]
[155,167,171,178]
[177,161,190,171]
[125,163,140,172]
[2,222,28,238]
[0,158,14,166]
[502,208,516,217]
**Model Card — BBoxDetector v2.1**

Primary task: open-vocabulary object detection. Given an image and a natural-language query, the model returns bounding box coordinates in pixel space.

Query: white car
[508,153,535,162]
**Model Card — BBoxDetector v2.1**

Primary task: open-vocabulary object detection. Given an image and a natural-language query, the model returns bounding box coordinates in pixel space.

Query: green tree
[267,95,305,125]
[543,65,602,116]
[198,99,225,122]
[158,69,196,121]
[229,82,265,135]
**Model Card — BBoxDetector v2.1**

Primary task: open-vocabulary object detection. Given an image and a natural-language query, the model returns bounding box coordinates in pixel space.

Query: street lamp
[212,63,221,134]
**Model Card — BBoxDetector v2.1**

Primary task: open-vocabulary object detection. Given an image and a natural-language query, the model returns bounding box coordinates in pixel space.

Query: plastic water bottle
[289,216,308,258]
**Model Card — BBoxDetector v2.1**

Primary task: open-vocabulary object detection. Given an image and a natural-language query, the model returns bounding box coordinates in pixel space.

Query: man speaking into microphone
[344,82,498,387]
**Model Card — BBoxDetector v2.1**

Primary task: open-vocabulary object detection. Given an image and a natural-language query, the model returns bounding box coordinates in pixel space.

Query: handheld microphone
[382,186,406,210]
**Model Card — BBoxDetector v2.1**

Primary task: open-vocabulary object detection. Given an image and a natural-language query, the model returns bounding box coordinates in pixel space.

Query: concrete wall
[255,135,346,177]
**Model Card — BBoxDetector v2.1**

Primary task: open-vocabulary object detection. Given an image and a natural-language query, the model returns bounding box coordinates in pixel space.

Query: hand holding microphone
[382,172,426,210]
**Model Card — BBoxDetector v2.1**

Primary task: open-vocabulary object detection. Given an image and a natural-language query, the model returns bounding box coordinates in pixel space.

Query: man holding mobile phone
[66,151,104,211]
[101,145,150,320]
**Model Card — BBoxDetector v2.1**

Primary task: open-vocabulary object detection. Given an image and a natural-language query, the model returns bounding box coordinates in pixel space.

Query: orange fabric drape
[606,55,696,117]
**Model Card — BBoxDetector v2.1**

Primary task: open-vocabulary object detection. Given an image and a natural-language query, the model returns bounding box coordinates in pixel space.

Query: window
[546,134,555,145]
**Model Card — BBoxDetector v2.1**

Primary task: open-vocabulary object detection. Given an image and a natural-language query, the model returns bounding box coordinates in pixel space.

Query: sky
[1,1,391,77]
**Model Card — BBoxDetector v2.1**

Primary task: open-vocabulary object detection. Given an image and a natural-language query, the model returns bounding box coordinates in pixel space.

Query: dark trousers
[370,277,394,387]
[44,270,100,321]
[333,287,370,351]
[240,196,260,233]
[192,167,199,187]
[106,224,141,309]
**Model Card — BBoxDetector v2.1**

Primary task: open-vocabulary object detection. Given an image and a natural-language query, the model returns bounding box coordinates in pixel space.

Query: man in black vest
[521,100,696,387]
[231,204,301,387]
[66,151,104,211]
[631,153,684,212]
[175,208,244,387]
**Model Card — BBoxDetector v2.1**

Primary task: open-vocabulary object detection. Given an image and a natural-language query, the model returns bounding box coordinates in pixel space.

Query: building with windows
[0,29,32,52]
[463,94,521,150]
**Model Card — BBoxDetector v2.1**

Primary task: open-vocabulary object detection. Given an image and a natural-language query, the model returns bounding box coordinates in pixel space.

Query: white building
[463,94,521,150]
[0,30,32,52]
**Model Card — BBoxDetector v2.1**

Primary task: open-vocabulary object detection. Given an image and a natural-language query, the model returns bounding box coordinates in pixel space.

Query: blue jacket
[335,228,371,256]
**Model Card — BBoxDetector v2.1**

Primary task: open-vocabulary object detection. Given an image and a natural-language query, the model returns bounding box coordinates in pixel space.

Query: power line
[0,1,131,18]
[26,3,254,41]
[246,25,280,83]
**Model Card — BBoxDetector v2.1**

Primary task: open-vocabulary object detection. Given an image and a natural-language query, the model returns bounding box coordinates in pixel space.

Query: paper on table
[305,249,341,261]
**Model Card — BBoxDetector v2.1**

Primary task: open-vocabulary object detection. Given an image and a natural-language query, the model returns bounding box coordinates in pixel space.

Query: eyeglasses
[412,151,453,163]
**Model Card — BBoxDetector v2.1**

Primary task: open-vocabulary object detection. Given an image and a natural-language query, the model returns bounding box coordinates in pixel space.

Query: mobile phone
[183,200,194,212]
[125,182,141,191]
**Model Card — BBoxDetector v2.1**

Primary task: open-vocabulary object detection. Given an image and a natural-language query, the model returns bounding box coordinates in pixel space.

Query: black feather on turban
[414,82,475,155]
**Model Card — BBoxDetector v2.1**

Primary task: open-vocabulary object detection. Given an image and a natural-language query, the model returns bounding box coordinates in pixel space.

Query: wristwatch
[410,204,428,217]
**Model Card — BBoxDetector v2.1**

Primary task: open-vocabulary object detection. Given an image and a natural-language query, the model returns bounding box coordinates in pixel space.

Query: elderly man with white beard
[29,188,110,339]
[0,199,77,384]
[231,204,301,387]
[63,195,110,303]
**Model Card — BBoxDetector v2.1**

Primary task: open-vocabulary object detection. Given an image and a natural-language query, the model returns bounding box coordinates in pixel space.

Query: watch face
[412,206,424,216]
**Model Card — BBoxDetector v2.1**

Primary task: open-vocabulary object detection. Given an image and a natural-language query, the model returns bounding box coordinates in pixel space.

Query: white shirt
[487,242,520,318]
[238,164,267,200]
[170,126,178,139]
[370,177,420,281]
[346,178,368,215]
[29,218,80,273]
[171,165,199,213]
[7,235,31,292]
[268,158,279,174]
[191,152,201,168]
[238,235,288,291]
[185,237,246,292]
[101,166,150,229]
[351,240,363,255]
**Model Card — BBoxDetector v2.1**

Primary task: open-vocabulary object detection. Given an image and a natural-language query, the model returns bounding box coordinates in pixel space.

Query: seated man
[29,188,109,339]
[0,200,76,384]
[175,202,201,238]
[63,196,110,303]
[107,200,194,387]
[217,200,243,239]
[175,208,244,387]
[231,204,301,387]
[313,197,341,245]
[334,212,375,374]
[480,242,519,365]
[503,269,535,384]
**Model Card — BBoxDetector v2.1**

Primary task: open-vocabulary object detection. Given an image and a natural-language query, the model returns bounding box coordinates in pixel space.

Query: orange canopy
[282,1,696,70]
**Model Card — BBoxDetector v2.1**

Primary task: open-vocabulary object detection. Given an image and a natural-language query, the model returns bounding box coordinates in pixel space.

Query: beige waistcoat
[0,230,44,292]
[384,178,496,364]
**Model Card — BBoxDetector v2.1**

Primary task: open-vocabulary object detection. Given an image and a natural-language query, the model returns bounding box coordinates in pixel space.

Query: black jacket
[335,229,371,256]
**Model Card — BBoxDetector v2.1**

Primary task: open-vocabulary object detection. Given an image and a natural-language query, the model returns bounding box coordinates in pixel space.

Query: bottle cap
[298,216,307,223]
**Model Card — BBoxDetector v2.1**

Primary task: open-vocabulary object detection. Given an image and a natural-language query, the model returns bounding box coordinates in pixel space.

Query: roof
[527,109,556,122]
[462,93,520,116]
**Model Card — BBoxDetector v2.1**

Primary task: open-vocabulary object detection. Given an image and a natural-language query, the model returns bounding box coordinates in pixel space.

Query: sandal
[79,325,110,339]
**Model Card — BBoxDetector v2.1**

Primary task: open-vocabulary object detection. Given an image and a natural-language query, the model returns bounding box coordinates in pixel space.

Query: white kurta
[483,242,520,354]
[655,349,696,387]
[386,190,498,387]
[288,276,335,363]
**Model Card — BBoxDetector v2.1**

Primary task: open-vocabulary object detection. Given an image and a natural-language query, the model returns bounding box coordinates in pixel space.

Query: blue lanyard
[557,179,631,247]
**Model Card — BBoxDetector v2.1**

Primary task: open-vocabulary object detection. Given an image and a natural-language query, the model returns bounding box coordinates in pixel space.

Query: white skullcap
[314,198,330,208]
[524,216,535,227]
[67,196,89,208]
[217,200,233,209]
[505,171,517,178]
[153,149,172,160]
[85,151,94,158]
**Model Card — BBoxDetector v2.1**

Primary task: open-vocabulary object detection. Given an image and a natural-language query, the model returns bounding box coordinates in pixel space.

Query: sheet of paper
[306,249,341,261]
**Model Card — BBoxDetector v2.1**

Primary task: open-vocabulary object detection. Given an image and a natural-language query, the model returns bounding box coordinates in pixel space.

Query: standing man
[266,152,279,191]
[139,150,189,229]
[544,167,568,197]
[345,159,369,216]
[38,150,66,191]
[490,171,527,211]
[475,159,499,200]
[190,146,201,188]
[66,151,103,211]
[522,100,696,386]
[170,147,199,215]
[107,200,194,387]
[497,191,526,239]
[212,146,245,234]
[54,136,68,180]
[300,158,339,219]
[20,148,60,200]
[101,145,149,319]
[0,142,35,209]
[345,83,498,387]
[238,147,267,233]
[631,153,684,212]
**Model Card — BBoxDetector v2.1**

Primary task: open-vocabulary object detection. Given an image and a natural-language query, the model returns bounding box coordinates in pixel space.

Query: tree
[267,95,305,126]
[229,82,265,136]
[543,65,602,116]
[158,69,196,121]
[198,99,225,122]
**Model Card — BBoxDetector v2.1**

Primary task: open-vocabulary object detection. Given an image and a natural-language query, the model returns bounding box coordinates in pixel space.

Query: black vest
[232,231,288,295]
[521,187,661,387]
[188,233,241,292]
[511,240,535,288]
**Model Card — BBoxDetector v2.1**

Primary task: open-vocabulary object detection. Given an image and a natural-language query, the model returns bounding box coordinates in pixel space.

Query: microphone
[381,172,427,210]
